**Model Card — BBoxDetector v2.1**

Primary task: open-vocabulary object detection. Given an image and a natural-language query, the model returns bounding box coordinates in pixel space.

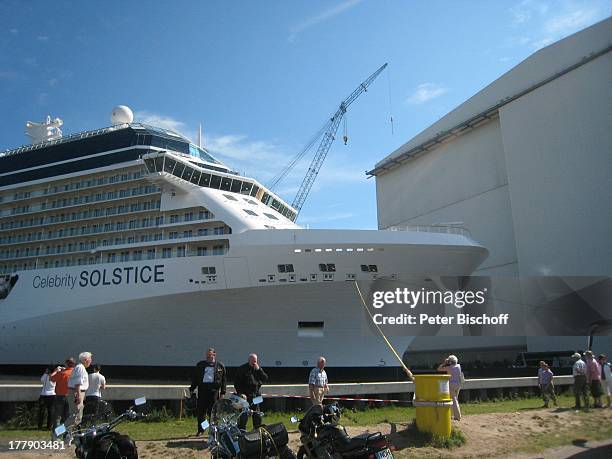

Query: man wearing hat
[572,352,588,409]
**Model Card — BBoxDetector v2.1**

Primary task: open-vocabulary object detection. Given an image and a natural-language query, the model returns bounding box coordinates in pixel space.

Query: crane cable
[353,281,414,381]
[387,67,394,135]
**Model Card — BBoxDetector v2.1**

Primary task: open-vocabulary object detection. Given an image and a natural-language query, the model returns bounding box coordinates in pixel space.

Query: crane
[269,63,388,217]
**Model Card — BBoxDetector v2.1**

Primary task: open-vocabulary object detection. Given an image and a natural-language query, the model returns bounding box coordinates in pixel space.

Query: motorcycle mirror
[252,396,263,405]
[134,397,147,406]
[54,424,66,436]
[290,416,298,423]
[200,420,209,431]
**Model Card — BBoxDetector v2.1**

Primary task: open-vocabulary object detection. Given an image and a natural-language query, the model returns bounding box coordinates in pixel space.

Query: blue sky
[1,1,610,229]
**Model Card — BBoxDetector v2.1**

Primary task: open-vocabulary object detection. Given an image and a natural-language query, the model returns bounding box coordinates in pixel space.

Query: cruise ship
[0,107,488,379]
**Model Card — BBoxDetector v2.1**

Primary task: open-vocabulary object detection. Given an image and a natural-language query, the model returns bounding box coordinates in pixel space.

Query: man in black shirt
[234,353,268,430]
[190,348,226,436]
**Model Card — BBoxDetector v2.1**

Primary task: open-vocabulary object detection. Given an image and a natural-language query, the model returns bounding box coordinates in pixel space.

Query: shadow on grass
[387,421,465,451]
[567,442,612,458]
[165,439,208,450]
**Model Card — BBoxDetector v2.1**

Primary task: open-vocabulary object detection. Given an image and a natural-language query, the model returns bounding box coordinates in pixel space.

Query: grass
[0,394,606,447]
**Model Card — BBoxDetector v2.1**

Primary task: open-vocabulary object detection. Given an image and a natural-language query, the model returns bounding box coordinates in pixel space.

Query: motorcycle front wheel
[210,445,232,459]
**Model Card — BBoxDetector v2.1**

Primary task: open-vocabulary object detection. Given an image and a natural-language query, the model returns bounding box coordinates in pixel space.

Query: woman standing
[438,355,462,421]
[38,365,56,430]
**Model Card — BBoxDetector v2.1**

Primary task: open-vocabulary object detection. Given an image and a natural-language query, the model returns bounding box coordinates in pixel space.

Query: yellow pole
[354,281,414,381]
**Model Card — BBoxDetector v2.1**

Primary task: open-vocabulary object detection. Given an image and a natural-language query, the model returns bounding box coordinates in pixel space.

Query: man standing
[190,348,226,436]
[599,354,612,408]
[538,362,557,408]
[308,357,329,406]
[50,358,75,428]
[584,350,603,408]
[572,352,588,410]
[234,353,268,430]
[67,352,92,428]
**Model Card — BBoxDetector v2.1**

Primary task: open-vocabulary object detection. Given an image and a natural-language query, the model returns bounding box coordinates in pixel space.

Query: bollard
[413,374,452,438]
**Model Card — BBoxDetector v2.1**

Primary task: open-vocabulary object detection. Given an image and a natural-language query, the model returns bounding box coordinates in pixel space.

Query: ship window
[319,263,336,272]
[174,163,185,178]
[230,179,242,193]
[361,264,378,273]
[277,264,294,273]
[199,173,211,187]
[144,159,156,172]
[220,177,232,191]
[224,194,238,201]
[243,209,258,216]
[241,182,253,195]
[210,175,221,189]
[263,213,278,220]
[154,156,164,172]
[250,185,260,197]
[182,166,194,181]
[161,158,174,174]
[190,170,201,185]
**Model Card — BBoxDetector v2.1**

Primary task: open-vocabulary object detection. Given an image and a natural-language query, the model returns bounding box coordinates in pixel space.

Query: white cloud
[509,0,550,24]
[37,35,49,41]
[135,110,192,138]
[506,0,611,50]
[9,28,18,35]
[288,0,365,42]
[406,83,448,105]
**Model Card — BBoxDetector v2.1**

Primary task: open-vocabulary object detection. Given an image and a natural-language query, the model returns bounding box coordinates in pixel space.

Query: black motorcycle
[201,394,295,459]
[54,396,147,458]
[291,403,394,459]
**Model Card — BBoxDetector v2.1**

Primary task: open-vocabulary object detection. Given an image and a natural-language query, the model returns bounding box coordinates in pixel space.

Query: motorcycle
[54,396,147,459]
[201,394,295,459]
[291,403,394,459]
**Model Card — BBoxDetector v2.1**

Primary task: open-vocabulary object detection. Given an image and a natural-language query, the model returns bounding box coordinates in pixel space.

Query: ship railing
[0,122,180,158]
[387,224,472,238]
[0,123,135,157]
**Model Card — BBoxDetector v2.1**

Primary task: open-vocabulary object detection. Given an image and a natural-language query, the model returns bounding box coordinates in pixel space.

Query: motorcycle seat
[335,432,383,453]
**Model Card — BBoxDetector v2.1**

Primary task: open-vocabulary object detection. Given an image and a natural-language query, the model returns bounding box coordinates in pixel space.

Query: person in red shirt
[49,358,75,429]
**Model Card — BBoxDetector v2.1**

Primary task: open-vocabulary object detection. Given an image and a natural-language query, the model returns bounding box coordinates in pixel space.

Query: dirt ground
[2,407,611,459]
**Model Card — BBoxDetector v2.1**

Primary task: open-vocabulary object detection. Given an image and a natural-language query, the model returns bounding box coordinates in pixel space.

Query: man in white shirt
[308,356,329,406]
[572,352,588,410]
[67,351,92,427]
[599,354,612,408]
[85,364,106,416]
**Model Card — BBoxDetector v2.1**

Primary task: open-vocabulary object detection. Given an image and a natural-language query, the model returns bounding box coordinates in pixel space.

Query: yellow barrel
[413,374,452,438]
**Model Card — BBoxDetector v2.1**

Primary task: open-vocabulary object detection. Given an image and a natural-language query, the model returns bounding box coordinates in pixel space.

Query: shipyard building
[369,18,612,365]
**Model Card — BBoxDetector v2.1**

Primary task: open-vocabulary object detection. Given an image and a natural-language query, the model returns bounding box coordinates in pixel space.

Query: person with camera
[234,353,268,430]
[438,354,463,421]
[190,347,226,436]
[49,358,76,429]
[38,365,56,430]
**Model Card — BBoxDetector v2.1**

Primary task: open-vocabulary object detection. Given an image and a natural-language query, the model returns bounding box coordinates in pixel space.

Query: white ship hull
[0,229,488,369]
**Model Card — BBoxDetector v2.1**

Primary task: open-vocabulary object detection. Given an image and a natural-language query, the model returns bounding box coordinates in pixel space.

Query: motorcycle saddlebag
[240,423,289,457]
[92,431,138,459]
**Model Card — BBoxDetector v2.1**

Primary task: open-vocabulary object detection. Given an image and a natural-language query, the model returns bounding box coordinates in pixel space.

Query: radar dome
[111,105,134,125]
